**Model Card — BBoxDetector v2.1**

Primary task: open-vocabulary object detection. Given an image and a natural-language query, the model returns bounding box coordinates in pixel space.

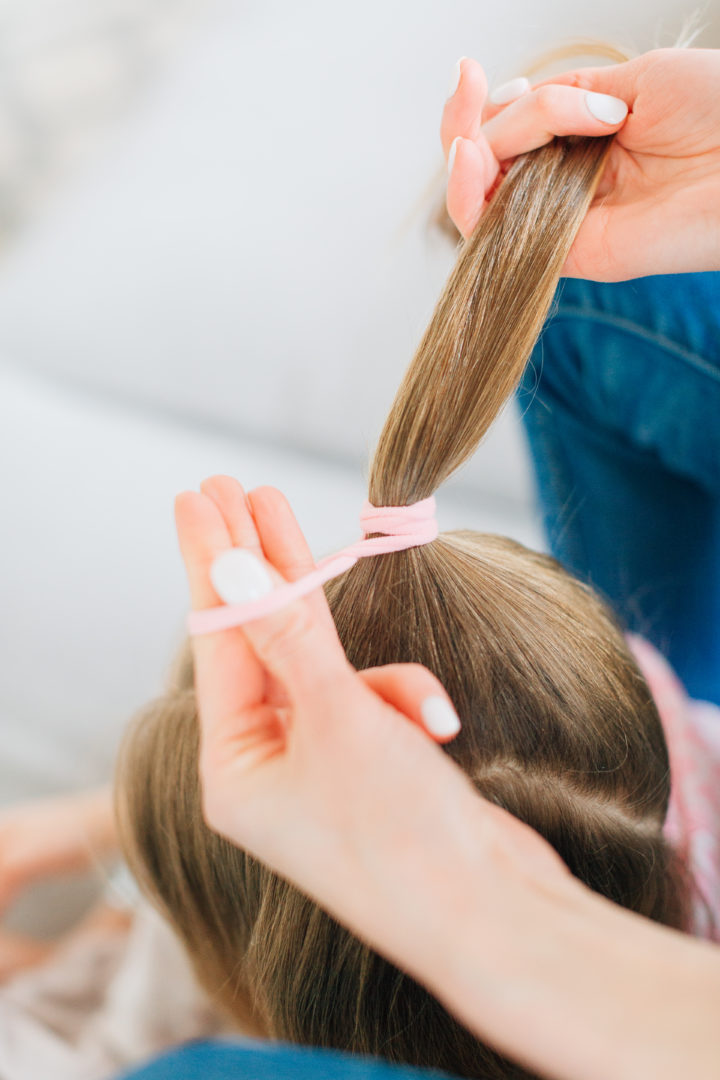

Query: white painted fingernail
[420,696,461,738]
[210,548,274,605]
[446,56,466,100]
[447,135,461,175]
[584,91,628,125]
[490,76,530,105]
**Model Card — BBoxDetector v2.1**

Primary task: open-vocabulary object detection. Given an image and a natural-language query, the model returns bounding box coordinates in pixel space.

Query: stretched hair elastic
[186,496,439,635]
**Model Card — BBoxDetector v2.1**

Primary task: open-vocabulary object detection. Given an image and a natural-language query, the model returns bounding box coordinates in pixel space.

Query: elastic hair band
[187,495,438,635]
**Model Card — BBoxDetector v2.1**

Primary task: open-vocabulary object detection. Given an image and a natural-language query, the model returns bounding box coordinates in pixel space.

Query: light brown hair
[117,136,688,1079]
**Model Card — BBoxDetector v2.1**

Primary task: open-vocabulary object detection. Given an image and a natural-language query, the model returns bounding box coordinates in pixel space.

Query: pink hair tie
[187,495,438,636]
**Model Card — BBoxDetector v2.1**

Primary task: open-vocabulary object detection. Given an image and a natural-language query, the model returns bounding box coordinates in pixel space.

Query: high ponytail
[118,134,689,1080]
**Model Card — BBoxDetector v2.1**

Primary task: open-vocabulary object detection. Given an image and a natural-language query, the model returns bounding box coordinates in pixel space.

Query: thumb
[214,548,353,701]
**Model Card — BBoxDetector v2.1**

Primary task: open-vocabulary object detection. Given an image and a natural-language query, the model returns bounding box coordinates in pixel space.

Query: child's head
[117,136,687,1079]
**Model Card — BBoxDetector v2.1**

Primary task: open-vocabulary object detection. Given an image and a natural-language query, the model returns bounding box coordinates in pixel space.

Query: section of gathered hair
[370,136,611,505]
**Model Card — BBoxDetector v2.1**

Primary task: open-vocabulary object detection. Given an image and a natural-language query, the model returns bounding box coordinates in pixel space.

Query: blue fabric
[117,1039,457,1080]
[520,272,720,705]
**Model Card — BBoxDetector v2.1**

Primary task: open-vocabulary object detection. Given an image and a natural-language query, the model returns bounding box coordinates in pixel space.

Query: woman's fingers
[178,482,456,786]
[175,486,266,736]
[248,486,338,634]
[442,56,500,206]
[200,475,264,558]
[528,54,645,102]
[444,78,627,238]
[482,76,531,123]
[445,57,630,166]
[441,56,488,156]
[175,487,234,611]
[482,83,628,162]
[196,480,335,634]
[446,136,494,239]
[234,553,353,705]
[358,664,461,743]
[179,476,351,704]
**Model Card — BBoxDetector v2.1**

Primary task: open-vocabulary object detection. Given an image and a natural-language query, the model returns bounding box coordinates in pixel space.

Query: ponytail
[370,136,611,505]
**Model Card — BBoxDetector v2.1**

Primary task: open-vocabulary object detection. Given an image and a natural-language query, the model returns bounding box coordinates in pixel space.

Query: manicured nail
[584,91,628,125]
[490,76,530,105]
[447,135,461,176]
[446,56,466,100]
[210,548,274,605]
[421,696,461,738]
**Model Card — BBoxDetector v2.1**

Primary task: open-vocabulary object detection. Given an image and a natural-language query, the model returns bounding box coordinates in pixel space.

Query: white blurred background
[0,0,716,929]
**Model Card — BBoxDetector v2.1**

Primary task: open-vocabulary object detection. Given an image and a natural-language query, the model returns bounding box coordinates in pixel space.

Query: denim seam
[552,306,720,385]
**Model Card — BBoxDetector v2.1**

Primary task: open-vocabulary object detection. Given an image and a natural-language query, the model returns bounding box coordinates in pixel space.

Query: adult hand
[175,476,565,972]
[441,49,720,280]
[175,476,720,1080]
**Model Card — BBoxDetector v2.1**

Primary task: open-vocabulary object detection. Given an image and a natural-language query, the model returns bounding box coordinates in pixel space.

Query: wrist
[421,805,720,1080]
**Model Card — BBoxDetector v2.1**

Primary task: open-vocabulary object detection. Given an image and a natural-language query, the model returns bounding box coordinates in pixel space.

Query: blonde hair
[117,136,687,1079]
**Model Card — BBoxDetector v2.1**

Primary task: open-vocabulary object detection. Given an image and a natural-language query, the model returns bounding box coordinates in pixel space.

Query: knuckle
[533,84,563,119]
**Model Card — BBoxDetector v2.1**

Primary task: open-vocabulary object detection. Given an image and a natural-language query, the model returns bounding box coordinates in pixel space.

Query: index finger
[483,52,645,125]
[174,490,265,736]
[481,83,628,162]
[248,485,339,635]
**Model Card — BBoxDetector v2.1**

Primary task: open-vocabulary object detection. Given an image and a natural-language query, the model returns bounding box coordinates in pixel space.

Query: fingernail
[421,696,461,738]
[584,91,628,125]
[490,76,530,105]
[447,135,461,176]
[446,56,466,100]
[210,548,274,605]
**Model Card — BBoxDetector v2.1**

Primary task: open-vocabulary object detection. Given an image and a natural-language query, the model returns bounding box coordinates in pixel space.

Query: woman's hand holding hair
[175,477,552,908]
[176,476,720,1080]
[175,477,565,967]
[442,49,720,280]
